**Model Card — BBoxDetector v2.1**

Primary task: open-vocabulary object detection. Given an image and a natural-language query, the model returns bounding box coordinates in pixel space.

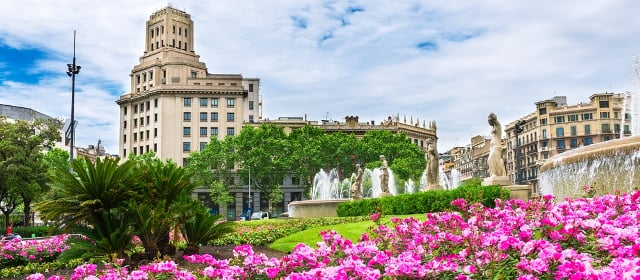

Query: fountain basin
[288,199,349,218]
[539,135,640,201]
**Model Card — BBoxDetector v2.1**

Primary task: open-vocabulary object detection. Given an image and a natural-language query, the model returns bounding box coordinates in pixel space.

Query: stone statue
[487,112,506,177]
[425,138,442,190]
[350,164,363,200]
[382,116,393,127]
[379,155,391,196]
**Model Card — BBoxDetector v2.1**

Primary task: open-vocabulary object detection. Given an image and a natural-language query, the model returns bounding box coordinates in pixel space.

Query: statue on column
[350,164,363,200]
[379,155,391,196]
[487,112,506,177]
[425,138,442,190]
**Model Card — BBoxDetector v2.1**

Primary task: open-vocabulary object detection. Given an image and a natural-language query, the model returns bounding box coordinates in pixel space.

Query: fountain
[539,58,640,200]
[288,167,397,218]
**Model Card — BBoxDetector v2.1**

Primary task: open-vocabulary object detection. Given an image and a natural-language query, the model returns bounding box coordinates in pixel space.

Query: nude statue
[379,155,390,194]
[425,138,441,190]
[350,164,363,200]
[487,112,506,177]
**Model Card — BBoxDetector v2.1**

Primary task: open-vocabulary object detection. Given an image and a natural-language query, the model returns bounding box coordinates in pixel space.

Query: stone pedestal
[482,175,511,186]
[504,185,533,201]
[425,184,443,191]
[379,192,393,198]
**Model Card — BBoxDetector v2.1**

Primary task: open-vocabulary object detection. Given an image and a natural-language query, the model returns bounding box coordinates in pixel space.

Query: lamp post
[66,31,81,167]
[514,120,525,184]
[248,169,252,219]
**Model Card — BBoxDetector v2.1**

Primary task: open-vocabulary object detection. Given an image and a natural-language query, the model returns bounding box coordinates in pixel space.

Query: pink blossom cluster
[1,234,70,263]
[28,191,640,279]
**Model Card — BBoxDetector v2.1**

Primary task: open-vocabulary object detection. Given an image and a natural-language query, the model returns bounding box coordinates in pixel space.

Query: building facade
[451,135,491,182]
[116,6,261,166]
[504,93,631,193]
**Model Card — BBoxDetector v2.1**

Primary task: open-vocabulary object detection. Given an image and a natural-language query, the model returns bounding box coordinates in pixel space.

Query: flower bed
[26,191,640,279]
[0,235,70,268]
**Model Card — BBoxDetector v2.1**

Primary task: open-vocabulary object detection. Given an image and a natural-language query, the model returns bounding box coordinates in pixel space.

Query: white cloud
[1,0,640,154]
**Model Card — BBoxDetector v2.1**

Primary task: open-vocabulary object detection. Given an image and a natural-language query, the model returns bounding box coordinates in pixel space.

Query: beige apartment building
[116,6,261,166]
[504,93,631,193]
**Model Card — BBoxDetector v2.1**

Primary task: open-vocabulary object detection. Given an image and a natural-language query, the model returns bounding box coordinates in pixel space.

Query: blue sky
[1,0,640,154]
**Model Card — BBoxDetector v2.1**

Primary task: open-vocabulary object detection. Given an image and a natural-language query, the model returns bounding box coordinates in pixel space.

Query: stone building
[452,135,491,182]
[115,6,261,167]
[504,93,632,193]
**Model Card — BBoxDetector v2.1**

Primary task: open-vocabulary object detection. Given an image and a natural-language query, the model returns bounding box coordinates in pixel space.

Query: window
[614,112,619,119]
[554,116,565,123]
[570,126,577,136]
[227,127,235,136]
[123,149,127,158]
[183,112,191,121]
[211,98,218,107]
[190,71,196,78]
[184,97,192,106]
[200,142,207,150]
[183,127,191,136]
[540,118,547,125]
[133,147,137,155]
[136,75,140,85]
[211,112,218,121]
[123,134,127,143]
[584,137,593,145]
[134,119,138,127]
[227,98,235,107]
[154,143,157,152]
[146,116,150,124]
[599,100,609,108]
[557,139,565,149]
[154,128,157,137]
[541,140,548,147]
[200,127,207,136]
[185,29,188,37]
[140,131,144,139]
[211,127,218,136]
[134,104,138,113]
[249,115,254,122]
[539,107,547,115]
[200,98,208,107]
[142,73,147,83]
[556,127,564,137]
[146,130,149,139]
[614,124,621,133]
[182,158,188,167]
[134,132,137,142]
[570,138,578,148]
[183,142,191,152]
[568,114,578,122]
[173,25,176,34]
[602,123,611,133]
[123,120,127,128]
[124,107,128,115]
[227,113,235,121]
[179,27,182,35]
[154,113,158,122]
[600,112,610,119]
[154,99,158,107]
[582,113,593,120]
[200,112,208,121]
[249,83,254,92]
[140,117,144,126]
[249,101,254,110]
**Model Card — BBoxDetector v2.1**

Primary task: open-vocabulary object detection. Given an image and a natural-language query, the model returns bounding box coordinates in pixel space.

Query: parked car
[250,211,270,220]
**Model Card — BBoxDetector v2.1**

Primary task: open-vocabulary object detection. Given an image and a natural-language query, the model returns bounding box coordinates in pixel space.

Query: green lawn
[269,214,426,252]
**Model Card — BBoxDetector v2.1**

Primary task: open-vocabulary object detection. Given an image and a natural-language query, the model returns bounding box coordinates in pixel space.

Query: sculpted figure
[382,116,393,127]
[425,138,441,190]
[379,155,390,194]
[487,112,506,177]
[350,164,363,200]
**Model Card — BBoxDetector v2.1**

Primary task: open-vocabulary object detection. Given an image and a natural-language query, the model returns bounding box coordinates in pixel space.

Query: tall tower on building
[116,6,261,166]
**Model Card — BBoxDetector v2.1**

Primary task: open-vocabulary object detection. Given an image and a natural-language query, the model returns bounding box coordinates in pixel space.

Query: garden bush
[337,178,510,216]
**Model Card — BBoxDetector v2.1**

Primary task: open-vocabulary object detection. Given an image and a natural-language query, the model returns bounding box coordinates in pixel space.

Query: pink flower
[370,212,381,222]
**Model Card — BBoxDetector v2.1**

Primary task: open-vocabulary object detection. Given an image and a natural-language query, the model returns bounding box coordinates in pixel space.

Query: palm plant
[58,211,132,262]
[130,158,200,259]
[36,157,137,231]
[180,202,234,255]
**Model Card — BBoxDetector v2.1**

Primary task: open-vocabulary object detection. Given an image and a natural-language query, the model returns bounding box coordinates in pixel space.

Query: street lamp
[66,31,81,167]
[514,120,525,184]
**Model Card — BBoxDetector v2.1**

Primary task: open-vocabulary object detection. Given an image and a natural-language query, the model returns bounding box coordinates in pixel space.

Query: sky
[1,0,640,154]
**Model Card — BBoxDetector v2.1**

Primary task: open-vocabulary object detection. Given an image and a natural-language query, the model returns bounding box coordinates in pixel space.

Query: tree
[234,124,288,211]
[179,200,234,256]
[186,137,235,206]
[0,117,61,226]
[286,125,327,192]
[42,148,70,201]
[357,130,426,181]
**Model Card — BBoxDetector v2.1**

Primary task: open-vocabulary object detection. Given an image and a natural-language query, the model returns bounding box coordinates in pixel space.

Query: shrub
[336,178,510,216]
